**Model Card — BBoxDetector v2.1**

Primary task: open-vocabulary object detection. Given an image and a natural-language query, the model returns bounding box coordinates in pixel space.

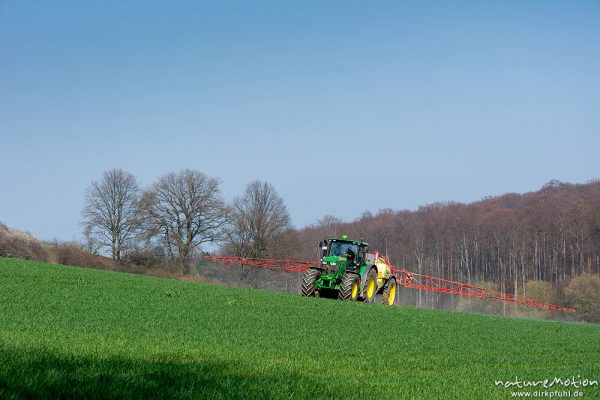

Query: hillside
[1,258,599,399]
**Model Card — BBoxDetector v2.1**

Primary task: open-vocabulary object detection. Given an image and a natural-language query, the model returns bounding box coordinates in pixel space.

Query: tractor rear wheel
[301,268,321,297]
[364,268,377,303]
[383,277,397,305]
[338,273,360,301]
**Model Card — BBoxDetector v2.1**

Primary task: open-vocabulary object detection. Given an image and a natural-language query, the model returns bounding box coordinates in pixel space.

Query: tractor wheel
[301,268,321,297]
[363,268,377,303]
[338,273,360,301]
[382,277,397,306]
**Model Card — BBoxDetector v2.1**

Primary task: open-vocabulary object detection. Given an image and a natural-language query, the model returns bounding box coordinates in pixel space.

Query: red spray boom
[203,255,575,313]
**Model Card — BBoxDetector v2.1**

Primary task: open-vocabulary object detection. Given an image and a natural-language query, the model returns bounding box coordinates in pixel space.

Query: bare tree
[226,181,292,259]
[141,169,229,267]
[81,169,141,261]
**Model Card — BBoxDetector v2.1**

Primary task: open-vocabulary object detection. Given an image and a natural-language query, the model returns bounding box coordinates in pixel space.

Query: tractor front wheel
[383,277,397,305]
[301,268,321,297]
[338,273,360,301]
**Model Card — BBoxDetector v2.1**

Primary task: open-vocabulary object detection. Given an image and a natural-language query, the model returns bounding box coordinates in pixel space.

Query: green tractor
[301,236,397,305]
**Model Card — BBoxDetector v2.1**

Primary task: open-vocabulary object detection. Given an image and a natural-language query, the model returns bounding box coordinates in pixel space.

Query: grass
[0,257,599,399]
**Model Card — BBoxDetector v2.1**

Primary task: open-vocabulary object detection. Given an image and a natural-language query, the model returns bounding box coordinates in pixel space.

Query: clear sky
[1,0,599,242]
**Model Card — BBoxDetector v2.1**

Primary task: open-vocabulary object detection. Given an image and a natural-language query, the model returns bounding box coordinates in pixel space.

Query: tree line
[81,169,293,273]
[295,180,600,284]
[83,172,600,286]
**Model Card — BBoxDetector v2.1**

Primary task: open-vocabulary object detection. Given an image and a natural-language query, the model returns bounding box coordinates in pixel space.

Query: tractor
[301,236,397,305]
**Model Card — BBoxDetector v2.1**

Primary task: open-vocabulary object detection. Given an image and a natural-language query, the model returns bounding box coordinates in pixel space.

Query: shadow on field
[0,346,332,400]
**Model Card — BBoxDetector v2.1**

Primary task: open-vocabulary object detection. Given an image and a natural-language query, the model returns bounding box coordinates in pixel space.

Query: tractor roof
[329,237,368,247]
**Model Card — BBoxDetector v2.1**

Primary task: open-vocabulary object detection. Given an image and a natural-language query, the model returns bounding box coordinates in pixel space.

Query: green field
[1,258,599,399]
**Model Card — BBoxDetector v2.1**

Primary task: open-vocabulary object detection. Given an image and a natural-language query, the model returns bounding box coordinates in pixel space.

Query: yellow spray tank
[375,255,392,287]
[365,252,393,289]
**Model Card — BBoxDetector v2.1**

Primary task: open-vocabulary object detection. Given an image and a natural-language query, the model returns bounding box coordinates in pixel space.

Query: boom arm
[203,255,575,313]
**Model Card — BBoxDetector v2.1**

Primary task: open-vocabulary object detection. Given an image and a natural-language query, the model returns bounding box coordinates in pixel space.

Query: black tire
[301,268,321,297]
[338,273,360,301]
[382,277,397,306]
[363,268,378,303]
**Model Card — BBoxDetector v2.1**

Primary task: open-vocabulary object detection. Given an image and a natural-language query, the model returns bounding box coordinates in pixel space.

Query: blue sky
[1,0,599,242]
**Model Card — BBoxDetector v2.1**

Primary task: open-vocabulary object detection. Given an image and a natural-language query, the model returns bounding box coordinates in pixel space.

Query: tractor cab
[319,236,368,271]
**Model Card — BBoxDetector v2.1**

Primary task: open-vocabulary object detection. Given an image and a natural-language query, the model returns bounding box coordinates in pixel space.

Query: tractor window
[329,242,358,258]
[357,246,365,263]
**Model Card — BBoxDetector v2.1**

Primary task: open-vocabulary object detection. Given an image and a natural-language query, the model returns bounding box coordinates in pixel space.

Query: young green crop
[1,258,599,399]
